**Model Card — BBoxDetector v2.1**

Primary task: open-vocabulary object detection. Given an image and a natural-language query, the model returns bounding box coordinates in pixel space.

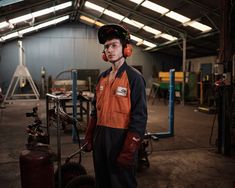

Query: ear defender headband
[98,24,132,61]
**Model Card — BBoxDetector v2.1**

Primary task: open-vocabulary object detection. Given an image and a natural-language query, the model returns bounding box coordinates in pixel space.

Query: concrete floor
[0,99,235,188]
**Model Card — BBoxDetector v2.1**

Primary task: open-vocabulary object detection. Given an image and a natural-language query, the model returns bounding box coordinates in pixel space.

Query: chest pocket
[112,85,130,114]
[113,95,130,114]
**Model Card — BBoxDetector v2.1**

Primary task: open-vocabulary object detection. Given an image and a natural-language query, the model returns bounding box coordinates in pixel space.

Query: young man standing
[85,24,147,188]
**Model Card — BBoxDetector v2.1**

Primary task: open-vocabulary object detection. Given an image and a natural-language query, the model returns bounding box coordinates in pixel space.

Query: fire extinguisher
[19,144,56,188]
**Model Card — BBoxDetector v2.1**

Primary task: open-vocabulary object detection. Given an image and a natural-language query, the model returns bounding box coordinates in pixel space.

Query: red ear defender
[123,44,132,57]
[102,52,108,62]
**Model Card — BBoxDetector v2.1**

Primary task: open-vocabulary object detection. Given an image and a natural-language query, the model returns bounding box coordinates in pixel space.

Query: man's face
[104,39,123,62]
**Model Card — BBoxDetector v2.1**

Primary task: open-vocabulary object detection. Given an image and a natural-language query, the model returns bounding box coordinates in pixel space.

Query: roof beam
[104,0,189,38]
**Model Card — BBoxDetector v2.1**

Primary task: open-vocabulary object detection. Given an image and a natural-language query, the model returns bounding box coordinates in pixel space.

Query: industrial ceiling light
[32,7,55,17]
[1,32,19,41]
[0,15,70,42]
[84,1,104,12]
[54,1,72,11]
[142,40,157,47]
[185,21,212,32]
[2,1,72,25]
[0,21,10,29]
[35,15,69,30]
[158,33,177,41]
[142,26,161,35]
[80,15,104,27]
[128,0,143,4]
[165,11,191,23]
[9,13,33,24]
[123,18,144,28]
[103,10,124,21]
[18,27,36,35]
[130,34,143,43]
[141,1,169,14]
[129,0,212,32]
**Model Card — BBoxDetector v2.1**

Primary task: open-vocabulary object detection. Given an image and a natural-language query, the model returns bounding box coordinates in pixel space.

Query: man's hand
[83,117,96,152]
[116,132,141,169]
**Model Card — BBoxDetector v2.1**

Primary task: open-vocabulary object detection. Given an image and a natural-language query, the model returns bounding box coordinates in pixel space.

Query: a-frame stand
[4,41,40,103]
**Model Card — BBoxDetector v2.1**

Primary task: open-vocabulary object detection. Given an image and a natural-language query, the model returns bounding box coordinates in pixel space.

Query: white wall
[186,55,217,73]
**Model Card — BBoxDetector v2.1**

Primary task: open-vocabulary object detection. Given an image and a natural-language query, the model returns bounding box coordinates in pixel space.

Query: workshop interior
[0,0,235,187]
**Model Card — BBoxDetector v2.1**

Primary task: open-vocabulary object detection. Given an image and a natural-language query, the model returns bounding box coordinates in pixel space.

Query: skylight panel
[35,15,69,30]
[32,7,55,17]
[186,21,212,32]
[142,1,169,14]
[1,32,19,40]
[0,21,9,29]
[84,1,104,12]
[103,10,124,21]
[1,15,70,42]
[165,11,191,23]
[19,27,36,35]
[142,40,157,48]
[9,13,33,24]
[123,18,144,28]
[130,34,143,43]
[158,33,177,41]
[143,26,161,35]
[54,1,72,11]
[129,0,143,4]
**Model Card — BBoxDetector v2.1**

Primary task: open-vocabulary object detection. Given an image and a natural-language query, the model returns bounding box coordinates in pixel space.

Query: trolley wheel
[55,162,87,188]
[65,175,95,188]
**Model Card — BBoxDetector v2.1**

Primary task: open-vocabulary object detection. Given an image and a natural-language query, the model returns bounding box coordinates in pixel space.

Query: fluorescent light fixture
[103,10,124,21]
[7,2,72,25]
[1,15,70,42]
[1,32,19,40]
[136,41,144,46]
[19,27,36,35]
[130,34,143,43]
[129,0,143,4]
[80,15,96,24]
[32,7,55,17]
[142,40,157,48]
[54,1,72,11]
[95,21,104,27]
[143,26,161,35]
[35,15,69,30]
[186,21,212,32]
[80,15,104,27]
[9,13,33,24]
[158,33,177,41]
[123,18,144,28]
[85,1,104,12]
[0,21,9,29]
[165,11,191,23]
[142,1,169,14]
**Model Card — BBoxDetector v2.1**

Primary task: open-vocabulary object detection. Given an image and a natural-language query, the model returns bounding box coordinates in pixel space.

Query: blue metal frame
[151,69,175,138]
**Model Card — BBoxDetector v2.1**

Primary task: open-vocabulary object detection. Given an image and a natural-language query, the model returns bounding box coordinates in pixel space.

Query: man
[84,23,147,188]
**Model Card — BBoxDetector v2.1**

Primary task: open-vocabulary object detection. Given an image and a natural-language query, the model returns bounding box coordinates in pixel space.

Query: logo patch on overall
[116,87,127,96]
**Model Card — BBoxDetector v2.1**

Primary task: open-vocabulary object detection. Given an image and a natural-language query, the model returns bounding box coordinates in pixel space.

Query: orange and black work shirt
[91,62,147,136]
